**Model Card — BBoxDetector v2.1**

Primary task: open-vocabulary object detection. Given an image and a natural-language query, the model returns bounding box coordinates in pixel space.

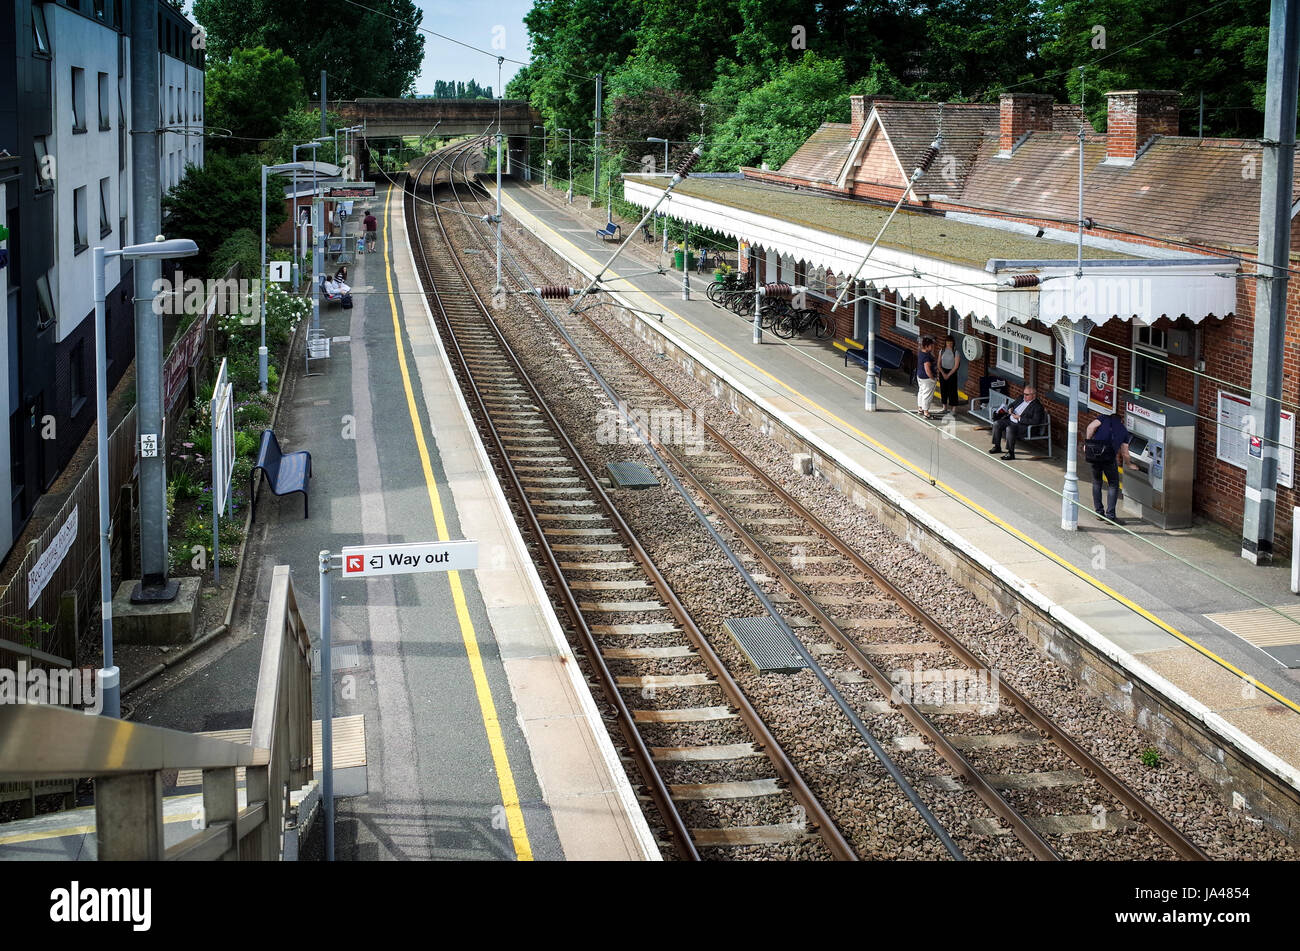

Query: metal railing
[0,565,313,860]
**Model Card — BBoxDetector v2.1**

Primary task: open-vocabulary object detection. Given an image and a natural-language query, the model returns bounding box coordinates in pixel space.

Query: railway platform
[495,177,1300,830]
[0,181,657,862]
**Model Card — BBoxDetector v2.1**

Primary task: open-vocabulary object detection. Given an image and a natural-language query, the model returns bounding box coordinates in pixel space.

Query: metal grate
[606,461,659,489]
[313,644,362,673]
[724,616,808,673]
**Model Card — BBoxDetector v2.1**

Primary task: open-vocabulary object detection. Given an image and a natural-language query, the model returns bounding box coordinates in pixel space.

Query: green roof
[629,175,1140,269]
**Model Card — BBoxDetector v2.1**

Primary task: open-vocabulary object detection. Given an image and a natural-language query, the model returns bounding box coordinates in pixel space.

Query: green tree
[192,0,425,98]
[1038,0,1269,137]
[205,46,303,152]
[267,107,344,167]
[162,153,287,275]
[705,53,856,171]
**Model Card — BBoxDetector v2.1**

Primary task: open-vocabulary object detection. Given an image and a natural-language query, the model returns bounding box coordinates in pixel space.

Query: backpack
[1084,417,1117,465]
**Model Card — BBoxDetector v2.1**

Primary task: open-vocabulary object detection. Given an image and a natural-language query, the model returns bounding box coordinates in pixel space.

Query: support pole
[1055,318,1094,531]
[320,71,328,138]
[593,73,602,204]
[865,291,879,412]
[1242,0,1300,563]
[319,550,334,861]
[495,130,503,294]
[93,247,119,719]
[312,197,323,331]
[682,223,690,300]
[753,273,762,344]
[129,0,175,603]
[259,165,269,395]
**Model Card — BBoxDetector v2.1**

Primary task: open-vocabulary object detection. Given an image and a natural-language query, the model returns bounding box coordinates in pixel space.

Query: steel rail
[406,144,857,861]
[561,301,1210,862]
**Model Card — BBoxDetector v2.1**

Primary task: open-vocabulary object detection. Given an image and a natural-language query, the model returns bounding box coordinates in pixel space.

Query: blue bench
[596,221,620,241]
[839,336,907,374]
[251,430,312,522]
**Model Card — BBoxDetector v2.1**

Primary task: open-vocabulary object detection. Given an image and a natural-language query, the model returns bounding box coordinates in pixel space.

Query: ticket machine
[1121,398,1195,528]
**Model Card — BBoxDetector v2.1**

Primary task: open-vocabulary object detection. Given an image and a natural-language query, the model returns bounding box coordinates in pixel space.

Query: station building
[625,90,1300,542]
[0,0,203,561]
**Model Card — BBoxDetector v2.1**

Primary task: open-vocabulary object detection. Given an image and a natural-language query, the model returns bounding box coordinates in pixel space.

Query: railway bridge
[338,98,542,178]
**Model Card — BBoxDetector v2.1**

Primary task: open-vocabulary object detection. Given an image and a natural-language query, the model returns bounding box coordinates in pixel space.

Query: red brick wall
[1104,90,1179,161]
[1000,93,1054,153]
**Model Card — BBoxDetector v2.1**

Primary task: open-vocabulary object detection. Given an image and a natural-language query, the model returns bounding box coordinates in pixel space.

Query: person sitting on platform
[323,266,353,307]
[988,384,1046,460]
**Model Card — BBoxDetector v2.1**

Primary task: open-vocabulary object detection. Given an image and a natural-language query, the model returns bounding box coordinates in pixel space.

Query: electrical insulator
[674,150,701,177]
[1009,274,1040,288]
[763,283,792,297]
[535,286,573,299]
[915,145,940,175]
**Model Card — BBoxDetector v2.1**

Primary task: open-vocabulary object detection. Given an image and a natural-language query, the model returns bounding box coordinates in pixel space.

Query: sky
[411,0,535,96]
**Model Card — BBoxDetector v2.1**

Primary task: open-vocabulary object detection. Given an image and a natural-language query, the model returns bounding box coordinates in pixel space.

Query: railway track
[406,138,1210,861]
[405,139,856,860]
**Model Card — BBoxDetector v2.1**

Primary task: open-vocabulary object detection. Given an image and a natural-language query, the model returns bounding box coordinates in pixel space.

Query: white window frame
[894,293,919,337]
[996,335,1025,377]
[1053,340,1085,399]
[98,72,111,130]
[32,5,51,57]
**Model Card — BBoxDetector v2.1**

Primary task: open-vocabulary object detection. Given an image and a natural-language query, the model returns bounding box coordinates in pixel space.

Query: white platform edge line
[399,183,662,861]
[496,182,1300,798]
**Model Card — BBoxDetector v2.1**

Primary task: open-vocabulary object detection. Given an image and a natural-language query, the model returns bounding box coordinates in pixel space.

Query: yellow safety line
[502,186,1300,717]
[381,187,534,860]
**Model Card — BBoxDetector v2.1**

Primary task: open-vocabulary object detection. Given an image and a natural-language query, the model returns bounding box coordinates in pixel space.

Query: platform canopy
[623,175,1238,329]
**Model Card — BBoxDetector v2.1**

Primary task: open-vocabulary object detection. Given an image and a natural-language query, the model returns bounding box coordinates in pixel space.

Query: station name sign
[341,540,478,577]
[326,183,376,199]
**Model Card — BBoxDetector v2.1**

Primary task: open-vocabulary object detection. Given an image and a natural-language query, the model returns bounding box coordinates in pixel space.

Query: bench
[251,430,311,521]
[838,336,907,375]
[968,390,1052,457]
[596,221,621,241]
[319,275,352,309]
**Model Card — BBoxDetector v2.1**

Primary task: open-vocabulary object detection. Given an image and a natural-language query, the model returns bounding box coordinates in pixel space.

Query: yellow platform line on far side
[500,185,1300,717]
[382,186,534,860]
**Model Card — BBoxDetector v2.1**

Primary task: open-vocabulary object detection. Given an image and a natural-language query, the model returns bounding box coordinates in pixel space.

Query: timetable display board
[1217,390,1294,489]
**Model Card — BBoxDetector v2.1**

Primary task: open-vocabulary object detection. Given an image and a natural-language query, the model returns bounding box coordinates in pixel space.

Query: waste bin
[673,250,696,270]
[979,375,1007,401]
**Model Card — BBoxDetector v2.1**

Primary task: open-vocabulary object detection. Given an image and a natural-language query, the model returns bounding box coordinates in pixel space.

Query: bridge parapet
[339,99,540,137]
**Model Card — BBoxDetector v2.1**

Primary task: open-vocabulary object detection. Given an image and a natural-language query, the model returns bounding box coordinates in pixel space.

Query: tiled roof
[958,133,1300,250]
[777,123,856,183]
[871,102,995,195]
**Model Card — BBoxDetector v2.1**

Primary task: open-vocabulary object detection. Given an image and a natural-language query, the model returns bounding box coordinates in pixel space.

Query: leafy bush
[235,430,259,458]
[211,228,260,281]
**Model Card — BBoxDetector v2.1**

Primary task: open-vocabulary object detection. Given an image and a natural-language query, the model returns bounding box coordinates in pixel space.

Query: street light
[647,137,669,174]
[557,127,573,202]
[262,161,313,394]
[291,142,321,291]
[94,237,198,718]
[311,139,334,336]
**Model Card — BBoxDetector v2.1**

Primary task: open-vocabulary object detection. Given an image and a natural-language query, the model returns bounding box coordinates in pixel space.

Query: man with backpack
[1085,411,1131,524]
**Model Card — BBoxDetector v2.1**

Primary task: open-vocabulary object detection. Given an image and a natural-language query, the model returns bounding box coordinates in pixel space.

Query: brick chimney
[849,95,892,136]
[1105,90,1179,163]
[998,93,1054,156]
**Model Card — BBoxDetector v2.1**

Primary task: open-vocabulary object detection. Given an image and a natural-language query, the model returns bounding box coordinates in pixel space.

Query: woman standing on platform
[938,334,961,414]
[916,336,937,420]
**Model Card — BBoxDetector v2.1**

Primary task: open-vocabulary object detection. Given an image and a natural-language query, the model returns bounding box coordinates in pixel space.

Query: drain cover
[607,461,659,489]
[312,644,362,673]
[724,616,808,673]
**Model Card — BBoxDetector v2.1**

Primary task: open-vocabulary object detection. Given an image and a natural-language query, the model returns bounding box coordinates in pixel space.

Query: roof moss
[632,176,1139,269]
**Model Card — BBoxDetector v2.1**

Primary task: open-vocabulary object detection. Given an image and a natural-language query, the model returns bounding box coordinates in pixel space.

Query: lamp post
[557,128,573,202]
[647,136,670,173]
[94,238,199,718]
[311,137,333,333]
[291,142,321,292]
[1053,317,1096,530]
[262,161,313,394]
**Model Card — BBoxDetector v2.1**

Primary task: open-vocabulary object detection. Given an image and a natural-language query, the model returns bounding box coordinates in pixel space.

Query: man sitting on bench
[989,385,1046,461]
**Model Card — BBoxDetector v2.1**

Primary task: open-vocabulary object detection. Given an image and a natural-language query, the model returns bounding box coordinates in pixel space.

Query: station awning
[623,175,1238,329]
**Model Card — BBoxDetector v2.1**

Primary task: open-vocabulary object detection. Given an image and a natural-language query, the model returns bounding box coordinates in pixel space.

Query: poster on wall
[1086,349,1118,414]
[1217,391,1294,489]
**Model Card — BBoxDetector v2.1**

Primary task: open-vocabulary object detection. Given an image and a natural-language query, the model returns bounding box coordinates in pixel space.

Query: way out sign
[341,540,478,577]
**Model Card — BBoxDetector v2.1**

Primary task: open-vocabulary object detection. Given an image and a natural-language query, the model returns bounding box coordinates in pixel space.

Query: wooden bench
[596,221,621,241]
[968,390,1053,457]
[251,429,311,522]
